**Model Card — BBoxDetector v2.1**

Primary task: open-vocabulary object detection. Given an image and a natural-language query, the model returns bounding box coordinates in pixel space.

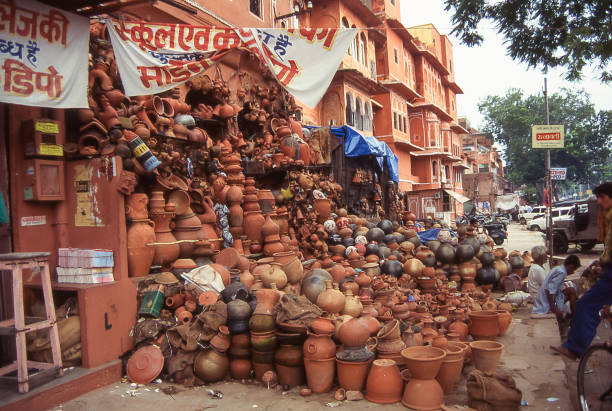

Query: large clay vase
[127,219,156,277]
[337,317,370,348]
[336,358,371,391]
[313,198,332,223]
[496,309,512,335]
[243,210,265,245]
[316,280,345,315]
[303,332,336,360]
[252,286,280,315]
[469,311,500,340]
[301,269,333,304]
[365,359,403,404]
[150,212,180,267]
[469,340,504,372]
[401,369,445,411]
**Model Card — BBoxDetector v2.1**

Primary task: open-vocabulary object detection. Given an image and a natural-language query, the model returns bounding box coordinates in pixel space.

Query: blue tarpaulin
[330,126,399,183]
[416,228,457,243]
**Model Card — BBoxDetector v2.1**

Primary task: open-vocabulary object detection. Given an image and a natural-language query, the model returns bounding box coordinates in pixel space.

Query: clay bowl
[469,340,504,372]
[400,346,446,380]
[167,189,191,215]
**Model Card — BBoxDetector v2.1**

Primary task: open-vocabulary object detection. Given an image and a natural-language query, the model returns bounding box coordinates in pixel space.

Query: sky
[400,1,612,130]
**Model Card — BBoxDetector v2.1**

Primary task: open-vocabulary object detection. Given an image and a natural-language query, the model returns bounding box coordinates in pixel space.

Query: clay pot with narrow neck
[127,219,156,277]
[252,286,280,315]
[316,280,345,315]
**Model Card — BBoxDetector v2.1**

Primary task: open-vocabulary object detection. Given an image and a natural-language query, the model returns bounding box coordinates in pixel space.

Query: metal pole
[544,78,554,266]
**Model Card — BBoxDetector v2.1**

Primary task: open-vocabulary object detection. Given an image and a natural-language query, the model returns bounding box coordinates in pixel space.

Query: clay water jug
[127,219,156,277]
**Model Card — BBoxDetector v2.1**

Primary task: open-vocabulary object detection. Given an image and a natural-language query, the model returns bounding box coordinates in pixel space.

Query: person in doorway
[531,254,580,319]
[527,245,548,300]
[552,182,612,359]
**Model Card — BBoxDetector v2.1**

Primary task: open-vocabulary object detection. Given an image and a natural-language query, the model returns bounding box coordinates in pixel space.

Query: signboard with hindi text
[550,168,567,180]
[0,0,89,108]
[106,22,358,109]
[531,124,565,148]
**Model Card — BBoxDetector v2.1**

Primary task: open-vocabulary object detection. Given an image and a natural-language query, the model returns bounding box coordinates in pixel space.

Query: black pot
[365,243,380,257]
[476,266,499,285]
[227,319,249,334]
[366,227,386,243]
[381,259,403,278]
[379,246,392,259]
[301,269,333,303]
[366,222,377,229]
[342,237,355,247]
[456,244,476,263]
[220,280,249,303]
[227,299,252,321]
[378,219,394,234]
[407,235,421,248]
[423,254,436,267]
[384,234,396,245]
[435,243,456,265]
[395,234,406,244]
[391,250,403,260]
[479,251,495,266]
[348,223,358,232]
[461,236,480,252]
[426,240,441,253]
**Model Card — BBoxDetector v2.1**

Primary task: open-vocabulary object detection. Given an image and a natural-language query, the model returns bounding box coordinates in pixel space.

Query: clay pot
[210,325,231,353]
[243,210,265,245]
[436,356,463,394]
[469,340,504,372]
[303,332,336,360]
[337,318,370,348]
[341,289,363,317]
[403,258,424,276]
[377,319,401,341]
[274,344,303,367]
[364,359,403,404]
[304,357,335,393]
[313,198,332,222]
[127,219,156,277]
[448,316,469,341]
[376,337,406,354]
[496,309,512,335]
[193,349,229,382]
[252,362,275,381]
[316,280,345,314]
[275,363,304,388]
[252,287,280,316]
[402,327,424,348]
[311,317,335,335]
[336,358,371,391]
[229,358,252,379]
[165,293,185,309]
[469,310,500,340]
[301,269,333,304]
[401,369,444,411]
[260,263,288,289]
[250,330,277,352]
[400,346,446,380]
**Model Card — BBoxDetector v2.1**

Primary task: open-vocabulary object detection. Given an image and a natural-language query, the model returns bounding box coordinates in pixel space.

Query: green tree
[478,88,612,191]
[444,0,612,81]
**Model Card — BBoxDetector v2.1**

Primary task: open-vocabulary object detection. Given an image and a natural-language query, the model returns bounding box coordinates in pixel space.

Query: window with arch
[345,92,354,126]
[403,117,407,133]
[351,24,358,59]
[342,18,351,55]
[356,97,363,130]
[432,161,438,179]
[364,102,371,131]
[249,0,261,17]
[359,33,366,65]
[444,165,450,182]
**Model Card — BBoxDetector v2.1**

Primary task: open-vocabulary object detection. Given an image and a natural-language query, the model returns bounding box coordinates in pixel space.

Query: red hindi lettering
[137,66,169,88]
[166,61,194,83]
[153,24,176,50]
[34,65,62,98]
[192,27,212,51]
[112,21,130,41]
[15,6,38,40]
[39,9,68,46]
[129,22,155,51]
[299,27,338,48]
[177,25,195,51]
[212,28,241,51]
[0,0,16,34]
[2,58,34,96]
[263,47,300,86]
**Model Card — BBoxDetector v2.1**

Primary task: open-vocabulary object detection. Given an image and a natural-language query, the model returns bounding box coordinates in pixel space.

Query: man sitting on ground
[527,245,548,300]
[531,255,580,320]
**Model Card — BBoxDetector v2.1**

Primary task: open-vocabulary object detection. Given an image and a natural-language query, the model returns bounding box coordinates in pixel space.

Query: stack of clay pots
[336,317,374,392]
[275,321,307,388]
[303,317,336,393]
[375,319,406,368]
[229,333,252,380]
[249,285,279,381]
[400,346,446,409]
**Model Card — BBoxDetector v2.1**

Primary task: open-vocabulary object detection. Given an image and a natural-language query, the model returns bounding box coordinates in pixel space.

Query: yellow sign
[39,144,63,156]
[532,125,564,148]
[35,121,59,134]
[132,143,148,158]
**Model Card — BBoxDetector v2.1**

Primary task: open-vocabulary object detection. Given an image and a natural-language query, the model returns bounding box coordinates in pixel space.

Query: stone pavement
[55,304,575,411]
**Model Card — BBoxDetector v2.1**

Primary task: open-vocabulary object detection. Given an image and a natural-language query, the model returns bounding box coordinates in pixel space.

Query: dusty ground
[53,223,605,411]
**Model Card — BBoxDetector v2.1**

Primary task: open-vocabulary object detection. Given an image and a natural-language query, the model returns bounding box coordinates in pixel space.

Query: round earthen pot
[364,359,403,404]
[496,309,512,335]
[303,332,336,360]
[469,310,500,340]
[274,344,303,367]
[275,363,304,388]
[229,358,252,379]
[260,263,288,289]
[311,316,335,335]
[304,357,335,393]
[316,280,345,314]
[193,349,229,382]
[338,318,370,348]
[469,340,504,372]
[401,369,444,410]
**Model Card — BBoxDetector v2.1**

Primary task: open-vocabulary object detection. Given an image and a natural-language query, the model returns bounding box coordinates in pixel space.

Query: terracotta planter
[304,357,335,393]
[401,369,444,411]
[229,358,252,379]
[400,346,446,380]
[436,356,463,394]
[127,219,156,277]
[250,330,277,352]
[469,340,504,372]
[364,359,403,404]
[469,310,500,340]
[303,332,336,360]
[336,358,371,391]
[275,364,304,388]
[496,309,512,335]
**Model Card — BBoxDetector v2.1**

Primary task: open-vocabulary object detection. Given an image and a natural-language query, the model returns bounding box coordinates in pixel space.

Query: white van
[528,206,574,231]
[518,206,547,225]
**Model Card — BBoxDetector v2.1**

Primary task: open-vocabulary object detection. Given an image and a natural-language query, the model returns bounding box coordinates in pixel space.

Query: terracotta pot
[210,263,231,286]
[402,328,424,348]
[210,325,231,352]
[316,280,345,314]
[401,369,444,410]
[243,210,265,245]
[150,213,180,267]
[365,359,403,404]
[165,293,185,308]
[337,318,370,348]
[469,310,500,340]
[251,349,275,364]
[469,340,504,372]
[311,316,335,335]
[377,337,406,354]
[252,362,275,381]
[229,358,252,379]
[496,309,512,335]
[127,219,156,277]
[250,330,277,352]
[260,263,288,289]
[274,344,303,367]
[400,346,446,380]
[377,319,401,340]
[341,289,362,317]
[435,356,463,395]
[312,198,332,223]
[432,334,448,350]
[252,287,280,316]
[304,357,335,393]
[336,358,371,391]
[303,332,336,360]
[240,269,255,290]
[275,363,304,388]
[448,318,469,341]
[281,255,303,284]
[193,349,229,382]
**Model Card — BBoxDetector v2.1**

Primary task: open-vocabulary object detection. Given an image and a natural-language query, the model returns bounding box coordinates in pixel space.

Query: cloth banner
[106,21,357,108]
[496,193,519,211]
[0,0,89,108]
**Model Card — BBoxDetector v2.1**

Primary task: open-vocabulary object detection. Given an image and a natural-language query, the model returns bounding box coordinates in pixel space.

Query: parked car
[518,205,547,225]
[550,197,601,254]
[528,206,574,231]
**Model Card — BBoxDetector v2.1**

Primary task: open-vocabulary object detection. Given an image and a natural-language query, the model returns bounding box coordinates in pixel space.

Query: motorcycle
[483,223,508,245]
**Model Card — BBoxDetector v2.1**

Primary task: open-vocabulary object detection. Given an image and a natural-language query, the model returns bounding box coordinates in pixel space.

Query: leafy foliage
[444,0,612,81]
[478,88,612,189]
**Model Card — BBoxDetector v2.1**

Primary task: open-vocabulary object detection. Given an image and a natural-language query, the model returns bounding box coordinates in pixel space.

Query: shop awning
[444,189,470,203]
[331,125,399,183]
